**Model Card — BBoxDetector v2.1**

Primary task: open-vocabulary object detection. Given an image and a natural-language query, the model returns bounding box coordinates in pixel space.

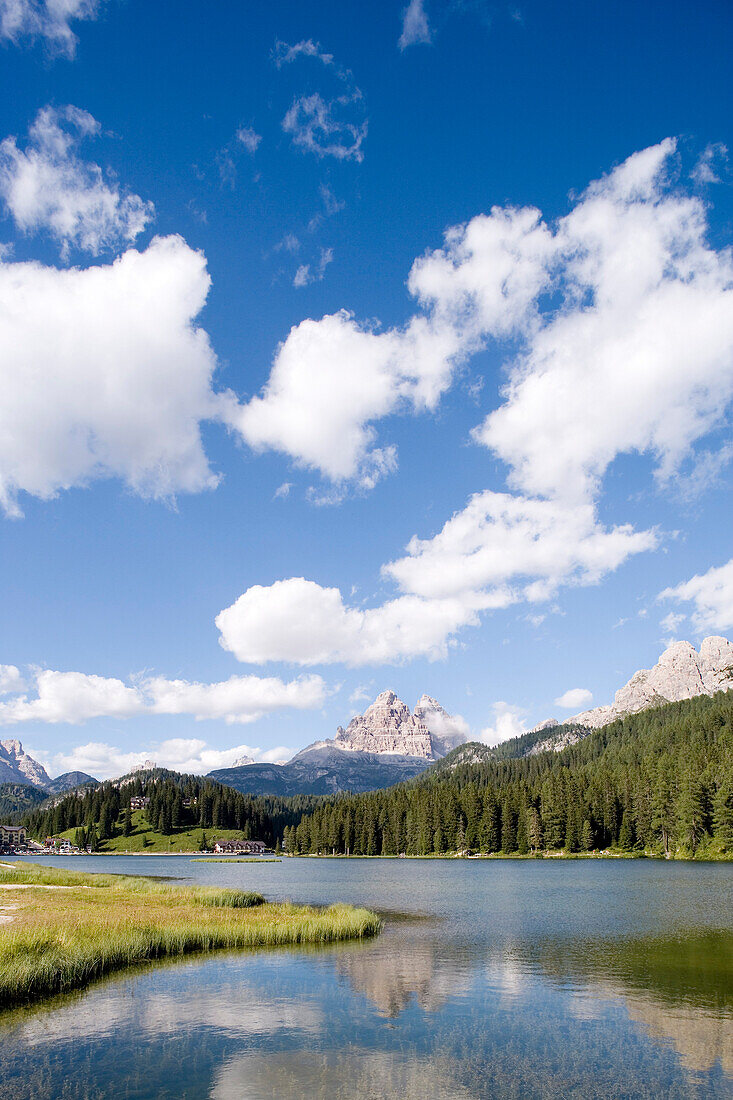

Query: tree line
[282,693,733,858]
[24,770,321,850]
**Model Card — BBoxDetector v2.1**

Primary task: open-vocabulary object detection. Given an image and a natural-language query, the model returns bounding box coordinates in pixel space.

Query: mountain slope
[209,746,432,797]
[570,636,733,728]
[0,782,49,821]
[285,691,733,858]
[46,771,99,795]
[209,690,469,797]
[0,740,51,788]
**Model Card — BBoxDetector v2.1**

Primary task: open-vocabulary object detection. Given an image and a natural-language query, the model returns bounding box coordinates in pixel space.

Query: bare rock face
[232,754,254,768]
[334,690,436,758]
[571,636,733,729]
[529,718,559,734]
[329,690,470,760]
[0,739,51,788]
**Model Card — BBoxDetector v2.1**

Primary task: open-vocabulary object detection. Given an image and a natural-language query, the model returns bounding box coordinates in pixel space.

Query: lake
[1,855,731,1099]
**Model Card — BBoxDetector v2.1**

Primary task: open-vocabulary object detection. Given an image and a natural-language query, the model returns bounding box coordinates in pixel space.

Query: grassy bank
[51,809,255,853]
[0,862,381,1009]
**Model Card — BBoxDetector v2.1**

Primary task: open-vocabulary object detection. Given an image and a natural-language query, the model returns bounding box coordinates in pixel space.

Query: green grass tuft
[0,861,381,1009]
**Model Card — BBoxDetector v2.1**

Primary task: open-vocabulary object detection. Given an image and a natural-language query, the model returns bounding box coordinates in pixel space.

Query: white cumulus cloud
[214,497,655,669]
[474,138,733,504]
[0,666,328,726]
[0,105,153,256]
[554,687,593,709]
[0,0,100,56]
[384,491,656,605]
[478,702,527,747]
[34,738,293,781]
[659,558,733,634]
[216,577,495,667]
[0,234,230,516]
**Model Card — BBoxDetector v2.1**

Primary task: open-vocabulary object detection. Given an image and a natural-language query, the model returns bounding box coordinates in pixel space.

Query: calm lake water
[2,855,732,1099]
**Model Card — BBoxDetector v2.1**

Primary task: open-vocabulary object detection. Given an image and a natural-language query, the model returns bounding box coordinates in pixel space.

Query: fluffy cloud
[215,577,497,667]
[477,702,527,747]
[399,0,431,50]
[34,738,292,781]
[0,665,26,694]
[0,666,328,725]
[215,492,654,668]
[659,558,733,634]
[235,140,733,505]
[475,139,733,503]
[0,0,99,56]
[0,106,153,256]
[554,687,593,709]
[282,93,367,162]
[384,491,656,604]
[232,308,462,487]
[0,234,230,516]
[225,143,733,666]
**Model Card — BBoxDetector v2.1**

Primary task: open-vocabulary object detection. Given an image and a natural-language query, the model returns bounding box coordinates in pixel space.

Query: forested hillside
[282,693,733,859]
[0,783,48,821]
[24,772,321,851]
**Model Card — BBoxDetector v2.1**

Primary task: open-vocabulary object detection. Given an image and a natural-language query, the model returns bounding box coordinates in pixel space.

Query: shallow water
[2,855,731,1099]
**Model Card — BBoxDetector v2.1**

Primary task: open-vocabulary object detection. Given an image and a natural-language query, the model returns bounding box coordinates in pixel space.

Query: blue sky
[0,0,732,778]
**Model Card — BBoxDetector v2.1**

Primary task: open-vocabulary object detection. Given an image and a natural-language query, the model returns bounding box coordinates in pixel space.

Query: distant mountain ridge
[0,739,98,794]
[208,691,470,796]
[528,635,733,756]
[571,636,733,727]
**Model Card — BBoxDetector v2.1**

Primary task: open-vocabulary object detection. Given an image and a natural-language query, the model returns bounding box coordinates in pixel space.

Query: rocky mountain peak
[232,754,254,768]
[0,738,52,788]
[332,691,469,760]
[570,635,733,729]
[335,690,435,758]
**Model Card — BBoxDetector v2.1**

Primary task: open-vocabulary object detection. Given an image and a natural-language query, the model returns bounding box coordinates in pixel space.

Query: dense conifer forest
[23,692,733,859]
[282,693,733,858]
[24,771,321,851]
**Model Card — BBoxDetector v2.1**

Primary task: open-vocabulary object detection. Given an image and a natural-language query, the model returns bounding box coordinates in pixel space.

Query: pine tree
[581,819,594,851]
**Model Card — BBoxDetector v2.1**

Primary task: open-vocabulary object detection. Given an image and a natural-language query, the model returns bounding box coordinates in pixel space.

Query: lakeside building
[213,839,267,854]
[0,824,27,851]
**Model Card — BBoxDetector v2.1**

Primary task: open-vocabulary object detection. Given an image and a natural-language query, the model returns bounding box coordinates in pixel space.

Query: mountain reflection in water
[0,855,730,1099]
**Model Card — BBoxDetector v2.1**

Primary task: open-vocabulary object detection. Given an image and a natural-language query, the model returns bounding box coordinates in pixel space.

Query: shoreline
[0,861,382,1010]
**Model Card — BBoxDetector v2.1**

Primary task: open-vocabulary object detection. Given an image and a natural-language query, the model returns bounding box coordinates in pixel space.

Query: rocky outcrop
[0,739,51,788]
[571,636,733,729]
[333,691,435,758]
[231,754,254,768]
[332,690,469,760]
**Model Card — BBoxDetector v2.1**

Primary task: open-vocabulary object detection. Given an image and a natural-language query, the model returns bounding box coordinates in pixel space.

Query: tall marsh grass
[0,862,382,1008]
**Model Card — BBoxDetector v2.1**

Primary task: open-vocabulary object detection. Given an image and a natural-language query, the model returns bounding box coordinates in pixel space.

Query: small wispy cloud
[236,126,262,155]
[399,0,431,50]
[293,246,333,288]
